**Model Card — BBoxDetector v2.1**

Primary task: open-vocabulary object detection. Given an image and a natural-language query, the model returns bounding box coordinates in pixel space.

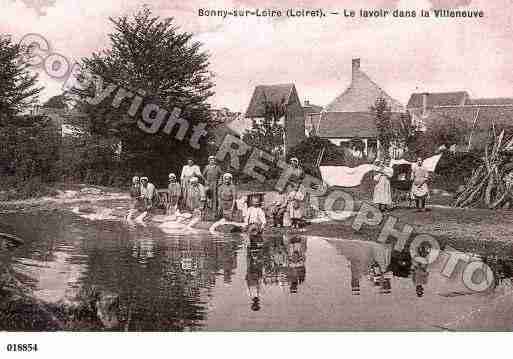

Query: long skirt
[288,200,304,219]
[205,181,218,212]
[373,176,392,205]
[219,199,234,220]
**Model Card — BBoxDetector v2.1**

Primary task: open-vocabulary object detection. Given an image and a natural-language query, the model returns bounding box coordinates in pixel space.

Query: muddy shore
[2,184,513,256]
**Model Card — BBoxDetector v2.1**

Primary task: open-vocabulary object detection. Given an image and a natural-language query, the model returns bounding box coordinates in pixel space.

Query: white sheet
[319,154,443,188]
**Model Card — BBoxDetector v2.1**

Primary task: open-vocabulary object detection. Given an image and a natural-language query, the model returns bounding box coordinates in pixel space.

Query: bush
[0,176,58,201]
[431,150,482,192]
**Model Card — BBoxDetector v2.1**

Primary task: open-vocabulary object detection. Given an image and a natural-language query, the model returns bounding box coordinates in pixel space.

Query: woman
[217,173,237,220]
[372,159,393,212]
[167,173,182,215]
[129,176,141,204]
[185,176,206,214]
[127,176,143,220]
[411,157,430,211]
[140,176,158,212]
[289,157,304,181]
[181,158,203,209]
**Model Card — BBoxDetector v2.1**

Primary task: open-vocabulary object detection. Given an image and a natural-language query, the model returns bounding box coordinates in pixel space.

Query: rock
[78,206,96,214]
[0,232,24,248]
[80,187,103,195]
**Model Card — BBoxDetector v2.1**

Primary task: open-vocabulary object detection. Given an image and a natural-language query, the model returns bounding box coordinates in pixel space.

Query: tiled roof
[316,112,403,138]
[411,105,513,148]
[468,98,513,106]
[326,69,403,112]
[303,103,323,114]
[407,91,468,108]
[245,84,296,118]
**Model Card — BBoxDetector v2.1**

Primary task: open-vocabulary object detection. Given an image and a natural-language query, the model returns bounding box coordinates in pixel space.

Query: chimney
[421,93,428,116]
[304,99,310,106]
[352,58,360,80]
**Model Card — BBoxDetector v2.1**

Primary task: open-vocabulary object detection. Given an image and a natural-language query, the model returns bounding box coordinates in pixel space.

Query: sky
[1,0,512,113]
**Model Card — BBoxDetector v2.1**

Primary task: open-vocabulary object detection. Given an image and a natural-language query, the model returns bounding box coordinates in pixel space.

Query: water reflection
[245,234,308,311]
[328,239,394,296]
[3,207,513,330]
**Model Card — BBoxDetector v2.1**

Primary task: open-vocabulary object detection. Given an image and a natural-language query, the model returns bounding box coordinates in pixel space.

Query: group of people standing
[178,156,237,219]
[127,156,309,232]
[128,156,238,220]
[372,157,430,212]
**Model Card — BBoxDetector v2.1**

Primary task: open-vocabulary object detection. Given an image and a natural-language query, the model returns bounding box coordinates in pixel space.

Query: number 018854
[6,344,38,352]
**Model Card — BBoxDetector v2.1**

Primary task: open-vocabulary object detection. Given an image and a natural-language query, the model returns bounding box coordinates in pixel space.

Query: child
[287,187,305,230]
[245,193,267,235]
[270,191,288,227]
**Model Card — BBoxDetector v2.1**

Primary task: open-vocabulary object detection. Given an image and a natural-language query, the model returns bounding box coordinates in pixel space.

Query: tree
[0,35,42,119]
[242,95,286,156]
[43,94,69,109]
[372,98,394,158]
[395,111,419,152]
[417,116,469,157]
[71,8,215,184]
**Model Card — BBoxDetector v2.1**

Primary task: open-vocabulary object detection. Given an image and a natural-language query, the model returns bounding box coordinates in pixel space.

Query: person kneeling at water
[167,173,182,216]
[140,177,159,215]
[127,176,144,220]
[270,190,288,227]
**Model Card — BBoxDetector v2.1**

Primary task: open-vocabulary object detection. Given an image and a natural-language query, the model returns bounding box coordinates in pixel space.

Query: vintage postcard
[1,0,513,349]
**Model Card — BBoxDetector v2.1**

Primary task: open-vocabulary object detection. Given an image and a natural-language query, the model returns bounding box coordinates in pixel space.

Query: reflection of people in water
[246,243,264,311]
[285,235,307,294]
[351,277,360,295]
[262,236,288,285]
[368,261,391,294]
[412,261,429,297]
[389,250,412,278]
[222,241,238,284]
[411,243,431,297]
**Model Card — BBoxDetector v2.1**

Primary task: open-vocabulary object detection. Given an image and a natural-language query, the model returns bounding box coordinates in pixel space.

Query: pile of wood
[454,130,513,208]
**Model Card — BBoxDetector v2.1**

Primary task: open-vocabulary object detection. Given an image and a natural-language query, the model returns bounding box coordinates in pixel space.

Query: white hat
[223,173,232,179]
[141,176,149,181]
[290,157,299,163]
[208,155,215,160]
[168,173,176,178]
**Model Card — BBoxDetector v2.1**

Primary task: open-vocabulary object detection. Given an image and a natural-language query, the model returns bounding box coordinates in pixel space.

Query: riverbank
[2,182,512,255]
[0,183,129,212]
[304,204,513,257]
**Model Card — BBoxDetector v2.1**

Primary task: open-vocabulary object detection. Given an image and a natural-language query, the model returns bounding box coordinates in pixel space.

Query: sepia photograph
[1,0,513,351]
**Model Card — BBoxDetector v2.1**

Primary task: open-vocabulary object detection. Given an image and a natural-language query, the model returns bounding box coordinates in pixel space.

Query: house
[245,83,305,154]
[325,58,404,113]
[313,58,405,158]
[407,92,513,150]
[316,112,404,159]
[303,99,323,136]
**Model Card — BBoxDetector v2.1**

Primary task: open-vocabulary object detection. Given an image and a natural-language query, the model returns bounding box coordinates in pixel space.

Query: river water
[1,200,513,331]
